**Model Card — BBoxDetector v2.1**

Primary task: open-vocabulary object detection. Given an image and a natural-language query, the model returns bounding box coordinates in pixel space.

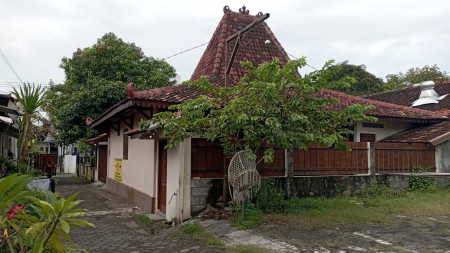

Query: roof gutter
[430,131,450,146]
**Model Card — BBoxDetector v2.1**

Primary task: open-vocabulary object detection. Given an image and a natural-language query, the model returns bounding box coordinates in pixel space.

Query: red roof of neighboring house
[363,80,450,112]
[319,89,446,122]
[126,82,203,103]
[379,120,450,145]
[190,5,290,86]
[84,133,108,144]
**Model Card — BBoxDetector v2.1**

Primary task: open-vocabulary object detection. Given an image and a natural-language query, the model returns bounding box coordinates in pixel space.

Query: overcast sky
[0,0,449,94]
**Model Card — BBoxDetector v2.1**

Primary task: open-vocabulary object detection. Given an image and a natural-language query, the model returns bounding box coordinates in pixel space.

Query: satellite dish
[228,150,261,203]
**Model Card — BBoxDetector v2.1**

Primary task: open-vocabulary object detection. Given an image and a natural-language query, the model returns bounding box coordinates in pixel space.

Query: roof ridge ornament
[239,5,249,14]
[223,5,231,13]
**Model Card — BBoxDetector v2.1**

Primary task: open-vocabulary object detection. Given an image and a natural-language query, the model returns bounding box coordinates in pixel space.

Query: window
[123,128,129,160]
[360,133,376,142]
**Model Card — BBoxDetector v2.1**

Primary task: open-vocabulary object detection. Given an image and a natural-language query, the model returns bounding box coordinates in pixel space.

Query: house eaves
[88,98,173,129]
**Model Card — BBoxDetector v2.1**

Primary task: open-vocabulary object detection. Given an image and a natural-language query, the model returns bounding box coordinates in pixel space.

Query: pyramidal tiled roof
[363,80,450,113]
[129,5,291,102]
[190,5,290,86]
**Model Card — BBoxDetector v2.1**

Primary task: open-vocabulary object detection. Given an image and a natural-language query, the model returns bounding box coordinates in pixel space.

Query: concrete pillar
[369,142,376,177]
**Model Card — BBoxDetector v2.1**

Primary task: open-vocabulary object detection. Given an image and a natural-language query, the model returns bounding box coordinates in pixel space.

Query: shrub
[410,168,437,192]
[255,179,286,213]
[356,180,407,199]
[0,174,94,252]
[0,156,17,177]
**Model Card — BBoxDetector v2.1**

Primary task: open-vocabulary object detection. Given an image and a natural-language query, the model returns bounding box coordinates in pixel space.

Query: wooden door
[158,140,167,213]
[98,145,107,183]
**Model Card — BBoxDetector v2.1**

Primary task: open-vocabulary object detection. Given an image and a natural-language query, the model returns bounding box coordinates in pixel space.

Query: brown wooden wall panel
[34,154,57,175]
[375,142,435,173]
[191,139,224,178]
[293,142,369,176]
[256,148,285,177]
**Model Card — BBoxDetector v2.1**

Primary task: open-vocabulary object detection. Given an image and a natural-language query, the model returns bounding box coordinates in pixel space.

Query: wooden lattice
[228,150,261,203]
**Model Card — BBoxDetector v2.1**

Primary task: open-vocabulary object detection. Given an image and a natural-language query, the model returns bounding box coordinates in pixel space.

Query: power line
[0,81,50,86]
[0,49,24,84]
[287,52,317,70]
[162,42,209,60]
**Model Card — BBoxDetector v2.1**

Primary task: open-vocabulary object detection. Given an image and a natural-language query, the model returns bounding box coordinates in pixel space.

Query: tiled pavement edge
[55,174,299,252]
[55,174,226,253]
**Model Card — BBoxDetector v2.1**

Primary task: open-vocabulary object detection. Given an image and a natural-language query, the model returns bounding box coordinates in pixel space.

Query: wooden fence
[190,139,436,179]
[34,154,57,175]
[294,142,369,176]
[375,142,435,173]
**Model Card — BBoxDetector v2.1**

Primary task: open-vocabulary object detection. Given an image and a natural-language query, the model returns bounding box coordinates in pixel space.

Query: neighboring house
[33,119,57,155]
[364,80,450,113]
[0,93,22,160]
[319,89,446,142]
[84,133,107,183]
[86,6,449,222]
[378,121,450,173]
[364,80,450,172]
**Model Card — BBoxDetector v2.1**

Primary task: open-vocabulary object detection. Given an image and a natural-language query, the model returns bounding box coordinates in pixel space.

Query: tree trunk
[285,149,294,198]
[18,115,30,165]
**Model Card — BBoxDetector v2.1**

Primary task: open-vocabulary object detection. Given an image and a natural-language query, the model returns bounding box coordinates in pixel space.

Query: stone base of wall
[280,174,450,198]
[191,179,223,214]
[106,177,155,213]
[189,175,450,213]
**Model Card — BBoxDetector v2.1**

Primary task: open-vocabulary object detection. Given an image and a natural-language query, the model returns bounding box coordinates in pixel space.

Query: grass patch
[227,245,272,253]
[178,222,225,247]
[263,188,450,228]
[236,201,263,229]
[134,213,154,225]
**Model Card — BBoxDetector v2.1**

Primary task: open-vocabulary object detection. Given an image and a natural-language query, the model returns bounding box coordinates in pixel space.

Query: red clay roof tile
[127,83,205,103]
[84,133,107,144]
[190,6,290,86]
[363,80,450,111]
[319,89,445,121]
[379,120,450,144]
[89,6,448,129]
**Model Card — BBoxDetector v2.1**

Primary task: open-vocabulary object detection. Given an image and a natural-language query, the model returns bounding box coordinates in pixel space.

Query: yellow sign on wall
[114,159,122,181]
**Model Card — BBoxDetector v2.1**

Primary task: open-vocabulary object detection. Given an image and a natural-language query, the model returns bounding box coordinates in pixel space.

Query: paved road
[55,174,450,253]
[55,174,226,253]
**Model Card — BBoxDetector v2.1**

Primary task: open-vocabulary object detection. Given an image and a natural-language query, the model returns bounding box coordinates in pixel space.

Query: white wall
[165,139,191,223]
[63,155,76,173]
[107,115,157,198]
[436,140,450,173]
[354,120,412,142]
[166,145,180,221]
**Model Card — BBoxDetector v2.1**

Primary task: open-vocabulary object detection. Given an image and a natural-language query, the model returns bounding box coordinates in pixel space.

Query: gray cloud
[0,0,449,93]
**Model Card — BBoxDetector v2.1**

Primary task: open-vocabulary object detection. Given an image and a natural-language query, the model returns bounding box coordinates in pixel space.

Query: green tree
[140,58,376,163]
[383,64,449,90]
[329,61,384,95]
[45,33,177,144]
[12,84,46,163]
